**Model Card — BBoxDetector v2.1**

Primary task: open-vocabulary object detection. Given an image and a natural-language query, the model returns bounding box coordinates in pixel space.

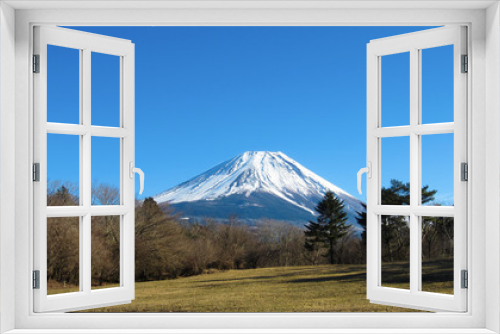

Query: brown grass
[47,280,79,295]
[47,280,120,295]
[47,261,453,312]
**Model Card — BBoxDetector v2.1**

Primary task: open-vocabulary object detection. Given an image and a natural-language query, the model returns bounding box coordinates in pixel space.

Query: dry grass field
[47,260,454,313]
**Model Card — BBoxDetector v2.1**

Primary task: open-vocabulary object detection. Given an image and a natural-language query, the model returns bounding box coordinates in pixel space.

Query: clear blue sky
[47,26,454,205]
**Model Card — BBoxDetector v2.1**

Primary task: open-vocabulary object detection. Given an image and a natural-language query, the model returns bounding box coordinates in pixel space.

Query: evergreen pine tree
[381,179,436,205]
[355,202,367,263]
[380,180,437,262]
[355,202,367,248]
[304,220,324,264]
[304,191,351,265]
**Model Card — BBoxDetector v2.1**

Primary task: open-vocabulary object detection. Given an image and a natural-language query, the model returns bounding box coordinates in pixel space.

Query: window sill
[4,329,498,334]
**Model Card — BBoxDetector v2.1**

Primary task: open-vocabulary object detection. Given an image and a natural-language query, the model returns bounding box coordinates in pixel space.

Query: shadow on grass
[286,259,453,286]
[289,272,366,284]
[381,261,409,285]
[198,273,299,283]
[422,258,454,283]
[381,258,454,285]
[197,265,368,284]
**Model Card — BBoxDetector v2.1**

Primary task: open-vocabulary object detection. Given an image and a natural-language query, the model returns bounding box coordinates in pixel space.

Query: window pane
[421,216,454,295]
[421,133,454,206]
[421,45,454,124]
[47,134,80,206]
[91,52,121,127]
[381,136,410,205]
[381,215,410,290]
[47,45,80,124]
[381,52,410,127]
[47,217,80,295]
[91,137,121,205]
[91,216,121,290]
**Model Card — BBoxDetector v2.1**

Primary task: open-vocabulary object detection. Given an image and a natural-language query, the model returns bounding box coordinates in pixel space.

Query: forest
[46,180,453,288]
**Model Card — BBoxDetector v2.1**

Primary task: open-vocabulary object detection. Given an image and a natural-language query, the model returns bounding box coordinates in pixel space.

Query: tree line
[378,180,453,263]
[46,179,453,287]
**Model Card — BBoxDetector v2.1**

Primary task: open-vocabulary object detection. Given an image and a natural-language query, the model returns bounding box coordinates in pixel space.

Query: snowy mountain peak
[153,151,364,218]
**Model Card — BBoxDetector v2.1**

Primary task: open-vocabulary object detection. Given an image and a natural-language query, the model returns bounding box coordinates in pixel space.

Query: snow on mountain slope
[154,151,365,222]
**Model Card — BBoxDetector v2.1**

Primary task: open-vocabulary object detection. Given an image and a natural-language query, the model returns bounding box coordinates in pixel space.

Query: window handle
[129,162,145,195]
[357,162,372,195]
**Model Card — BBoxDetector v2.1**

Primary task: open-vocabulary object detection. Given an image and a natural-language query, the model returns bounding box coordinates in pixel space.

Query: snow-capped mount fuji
[154,151,365,230]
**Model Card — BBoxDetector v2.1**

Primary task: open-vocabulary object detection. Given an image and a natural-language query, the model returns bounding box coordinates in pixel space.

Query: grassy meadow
[46,261,453,313]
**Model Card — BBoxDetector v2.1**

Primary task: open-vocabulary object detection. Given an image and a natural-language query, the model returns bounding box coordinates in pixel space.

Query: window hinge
[33,163,40,182]
[33,270,40,289]
[461,162,468,182]
[461,270,468,289]
[461,54,468,73]
[33,54,40,73]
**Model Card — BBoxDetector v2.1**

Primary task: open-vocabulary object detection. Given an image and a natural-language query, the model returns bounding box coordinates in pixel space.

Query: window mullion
[82,48,91,207]
[373,205,454,217]
[409,47,420,294]
[82,47,92,295]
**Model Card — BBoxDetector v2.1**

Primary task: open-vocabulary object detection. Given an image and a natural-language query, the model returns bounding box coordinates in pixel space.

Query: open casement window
[33,26,139,312]
[365,26,467,312]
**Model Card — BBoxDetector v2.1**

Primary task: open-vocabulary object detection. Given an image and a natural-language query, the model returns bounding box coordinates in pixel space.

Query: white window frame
[33,26,136,313]
[366,26,468,312]
[1,1,499,333]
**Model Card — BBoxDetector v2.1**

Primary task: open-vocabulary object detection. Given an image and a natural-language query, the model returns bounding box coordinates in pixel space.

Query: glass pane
[47,45,80,124]
[47,217,80,295]
[421,133,454,206]
[421,216,454,295]
[381,215,410,290]
[91,216,120,290]
[421,45,454,124]
[47,134,80,206]
[381,136,410,205]
[91,52,121,127]
[91,137,121,205]
[381,52,410,127]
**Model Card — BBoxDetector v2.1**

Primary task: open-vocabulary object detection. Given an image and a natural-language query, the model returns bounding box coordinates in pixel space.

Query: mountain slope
[154,151,365,230]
